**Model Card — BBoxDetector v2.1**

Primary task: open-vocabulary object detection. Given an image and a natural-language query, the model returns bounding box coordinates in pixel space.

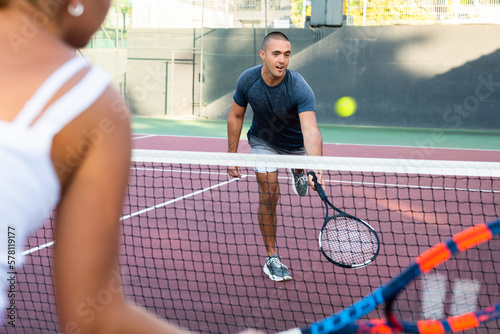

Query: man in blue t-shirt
[227,31,324,281]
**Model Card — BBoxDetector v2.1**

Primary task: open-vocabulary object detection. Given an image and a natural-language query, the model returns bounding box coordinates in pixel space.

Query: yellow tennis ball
[334,96,357,117]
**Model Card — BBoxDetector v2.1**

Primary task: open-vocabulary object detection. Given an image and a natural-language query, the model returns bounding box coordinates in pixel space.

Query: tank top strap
[13,57,88,127]
[34,66,111,136]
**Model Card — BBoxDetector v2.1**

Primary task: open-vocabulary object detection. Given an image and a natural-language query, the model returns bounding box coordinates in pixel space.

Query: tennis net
[3,149,500,333]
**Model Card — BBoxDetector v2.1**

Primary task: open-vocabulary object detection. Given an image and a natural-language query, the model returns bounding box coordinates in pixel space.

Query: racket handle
[307,171,327,199]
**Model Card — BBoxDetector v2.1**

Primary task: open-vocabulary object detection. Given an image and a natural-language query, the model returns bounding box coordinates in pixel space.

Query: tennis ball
[334,96,357,117]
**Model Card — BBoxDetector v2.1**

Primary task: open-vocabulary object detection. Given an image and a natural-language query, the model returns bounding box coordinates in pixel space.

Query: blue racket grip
[307,290,384,334]
[307,171,327,200]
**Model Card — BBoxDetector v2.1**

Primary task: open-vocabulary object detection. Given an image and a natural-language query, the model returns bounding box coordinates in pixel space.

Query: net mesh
[2,149,500,333]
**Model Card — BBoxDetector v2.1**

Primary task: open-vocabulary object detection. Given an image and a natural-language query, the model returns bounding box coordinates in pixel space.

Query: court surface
[4,118,499,334]
[126,118,499,333]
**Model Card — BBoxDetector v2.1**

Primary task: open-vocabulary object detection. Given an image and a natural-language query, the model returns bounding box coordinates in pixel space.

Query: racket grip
[307,171,327,199]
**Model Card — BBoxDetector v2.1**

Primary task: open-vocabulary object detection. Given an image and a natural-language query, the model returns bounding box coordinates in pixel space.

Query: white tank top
[0,57,111,316]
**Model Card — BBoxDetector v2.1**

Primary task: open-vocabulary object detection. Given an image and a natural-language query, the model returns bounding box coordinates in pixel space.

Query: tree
[290,0,311,27]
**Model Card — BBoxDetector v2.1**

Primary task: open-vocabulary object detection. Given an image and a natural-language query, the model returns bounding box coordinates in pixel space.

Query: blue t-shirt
[233,65,316,152]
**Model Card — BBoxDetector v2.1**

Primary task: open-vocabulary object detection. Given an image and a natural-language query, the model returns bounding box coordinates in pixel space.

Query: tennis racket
[308,171,380,269]
[278,218,500,334]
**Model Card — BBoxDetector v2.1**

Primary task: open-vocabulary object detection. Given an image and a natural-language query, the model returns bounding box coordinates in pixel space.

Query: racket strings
[321,216,379,266]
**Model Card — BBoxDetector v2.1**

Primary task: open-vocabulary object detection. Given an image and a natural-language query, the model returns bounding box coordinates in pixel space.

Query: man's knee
[259,190,279,205]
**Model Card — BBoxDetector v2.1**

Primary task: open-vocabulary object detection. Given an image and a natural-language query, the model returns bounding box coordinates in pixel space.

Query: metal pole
[115,2,119,47]
[363,0,367,26]
[114,3,119,85]
[121,10,126,46]
[265,0,268,35]
[192,28,196,116]
[199,0,204,117]
[171,50,175,116]
[302,0,311,28]
[225,0,229,28]
[164,61,168,116]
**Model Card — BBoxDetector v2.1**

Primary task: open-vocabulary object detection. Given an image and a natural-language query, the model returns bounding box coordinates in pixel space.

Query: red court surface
[132,134,500,162]
[120,157,499,333]
[3,135,499,334]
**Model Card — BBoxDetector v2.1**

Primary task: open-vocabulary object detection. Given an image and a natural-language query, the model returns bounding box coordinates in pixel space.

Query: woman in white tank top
[0,1,262,334]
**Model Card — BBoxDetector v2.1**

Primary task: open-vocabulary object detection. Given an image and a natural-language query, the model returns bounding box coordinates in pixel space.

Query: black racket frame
[308,171,381,268]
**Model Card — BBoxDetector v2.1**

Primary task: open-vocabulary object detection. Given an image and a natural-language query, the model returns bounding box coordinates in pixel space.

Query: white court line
[120,175,246,221]
[21,241,55,256]
[139,166,498,194]
[22,174,246,255]
[330,179,499,194]
[133,134,157,140]
[132,133,500,152]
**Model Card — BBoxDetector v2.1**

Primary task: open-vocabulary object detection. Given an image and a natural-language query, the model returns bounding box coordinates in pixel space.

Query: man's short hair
[261,31,290,51]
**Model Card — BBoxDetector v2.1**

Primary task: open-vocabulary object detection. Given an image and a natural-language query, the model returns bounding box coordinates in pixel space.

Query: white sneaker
[263,255,292,281]
[290,169,308,197]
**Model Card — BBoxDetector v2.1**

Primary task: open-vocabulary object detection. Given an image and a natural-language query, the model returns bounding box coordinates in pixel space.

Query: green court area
[132,117,500,151]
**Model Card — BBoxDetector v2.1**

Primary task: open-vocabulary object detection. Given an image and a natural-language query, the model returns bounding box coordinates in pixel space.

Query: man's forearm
[227,113,244,153]
[303,129,323,156]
